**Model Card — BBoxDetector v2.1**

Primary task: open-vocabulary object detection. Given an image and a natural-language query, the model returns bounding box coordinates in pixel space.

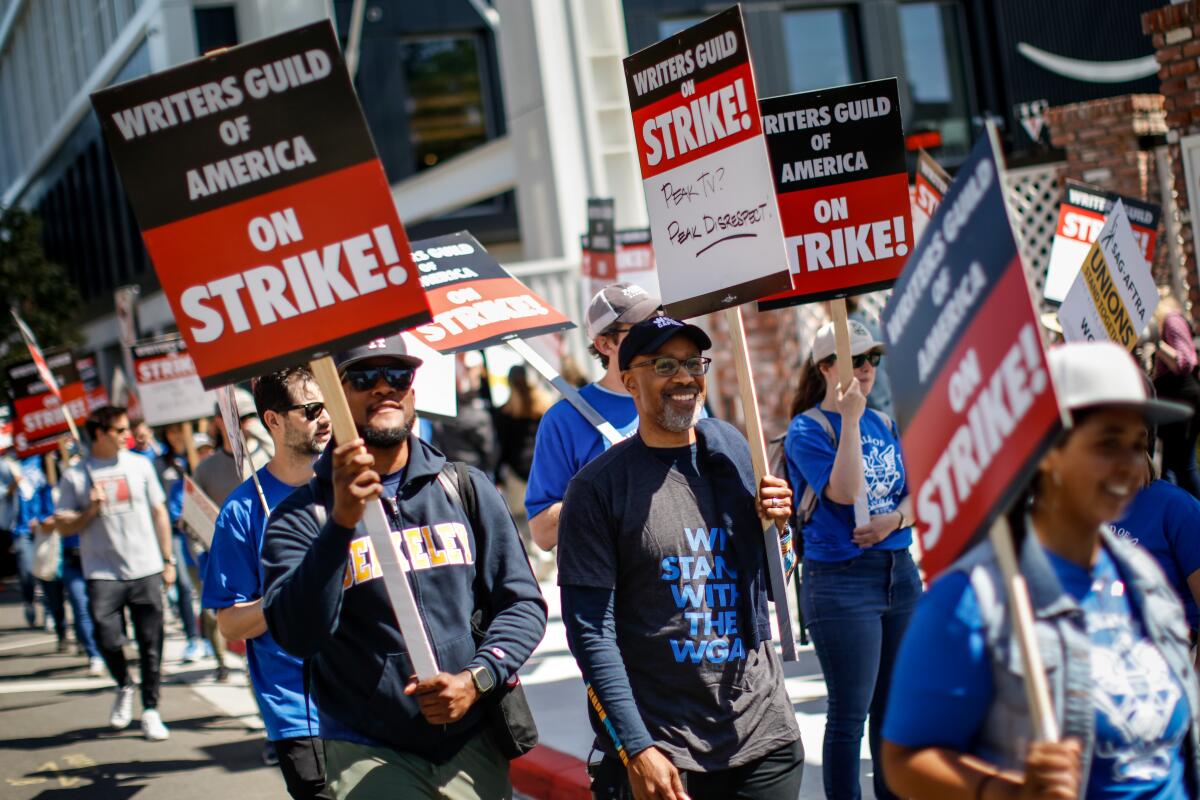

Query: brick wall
[1144,1,1200,317]
[1043,94,1173,288]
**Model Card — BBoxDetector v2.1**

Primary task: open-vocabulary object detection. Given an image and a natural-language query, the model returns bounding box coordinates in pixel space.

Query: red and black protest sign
[881,133,1062,578]
[624,6,790,318]
[7,349,88,458]
[1043,180,1160,303]
[91,21,431,387]
[758,78,910,311]
[911,149,951,240]
[584,198,617,283]
[408,232,574,354]
[75,353,110,413]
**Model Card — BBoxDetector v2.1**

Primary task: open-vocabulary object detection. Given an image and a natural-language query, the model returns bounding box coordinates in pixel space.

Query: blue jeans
[62,551,98,658]
[800,549,921,800]
[173,534,199,640]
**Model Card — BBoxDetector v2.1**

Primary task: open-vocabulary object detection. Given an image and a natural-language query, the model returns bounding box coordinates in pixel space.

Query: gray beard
[361,421,411,448]
[657,399,702,433]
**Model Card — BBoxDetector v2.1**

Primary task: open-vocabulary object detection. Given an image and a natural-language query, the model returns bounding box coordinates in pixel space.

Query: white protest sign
[181,475,220,550]
[402,332,457,419]
[1057,201,1156,351]
[623,7,791,318]
[131,334,216,426]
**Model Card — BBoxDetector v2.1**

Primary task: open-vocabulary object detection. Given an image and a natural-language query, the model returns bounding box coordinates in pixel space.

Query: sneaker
[215,665,231,683]
[141,709,169,741]
[109,684,135,729]
[181,639,203,664]
[56,637,70,654]
[202,640,215,659]
[88,657,106,676]
[23,604,36,629]
[261,741,279,766]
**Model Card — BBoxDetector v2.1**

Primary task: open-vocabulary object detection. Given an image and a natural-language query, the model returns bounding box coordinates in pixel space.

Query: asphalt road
[0,584,286,799]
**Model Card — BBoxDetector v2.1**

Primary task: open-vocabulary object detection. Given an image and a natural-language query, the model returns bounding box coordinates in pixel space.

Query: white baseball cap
[811,319,883,363]
[1047,341,1191,425]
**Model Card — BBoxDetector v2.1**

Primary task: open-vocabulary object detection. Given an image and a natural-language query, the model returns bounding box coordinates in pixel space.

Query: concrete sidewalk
[0,575,878,799]
[514,578,879,800]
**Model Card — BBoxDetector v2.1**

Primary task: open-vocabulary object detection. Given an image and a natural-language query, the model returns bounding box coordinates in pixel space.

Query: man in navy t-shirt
[525,282,661,551]
[203,366,332,799]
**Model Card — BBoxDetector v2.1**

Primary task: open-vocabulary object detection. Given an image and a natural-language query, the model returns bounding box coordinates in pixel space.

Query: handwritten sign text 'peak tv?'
[91,21,430,387]
[624,6,790,318]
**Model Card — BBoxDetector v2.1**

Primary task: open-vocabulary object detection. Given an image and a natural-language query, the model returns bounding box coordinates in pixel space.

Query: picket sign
[181,475,220,550]
[979,123,1058,742]
[827,299,871,529]
[10,310,88,459]
[308,355,439,679]
[724,306,798,661]
[216,385,270,518]
[506,339,622,446]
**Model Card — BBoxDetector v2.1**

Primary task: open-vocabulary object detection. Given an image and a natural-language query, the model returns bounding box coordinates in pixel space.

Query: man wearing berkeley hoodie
[261,334,547,800]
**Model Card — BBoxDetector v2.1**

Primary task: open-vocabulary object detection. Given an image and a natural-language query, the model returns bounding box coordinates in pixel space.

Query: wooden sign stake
[309,355,439,679]
[829,298,871,528]
[988,516,1058,741]
[723,306,798,661]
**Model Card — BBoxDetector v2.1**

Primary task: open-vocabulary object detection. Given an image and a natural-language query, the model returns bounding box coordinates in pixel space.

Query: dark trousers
[88,574,165,709]
[172,534,199,640]
[275,736,333,800]
[800,549,921,800]
[590,739,804,800]
[1156,370,1200,499]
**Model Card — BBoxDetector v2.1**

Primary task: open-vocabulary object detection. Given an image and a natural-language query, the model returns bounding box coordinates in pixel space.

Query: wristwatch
[164,556,178,566]
[468,664,495,695]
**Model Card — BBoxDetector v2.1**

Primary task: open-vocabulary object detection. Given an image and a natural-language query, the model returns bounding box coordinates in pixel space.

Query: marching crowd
[4,280,1200,800]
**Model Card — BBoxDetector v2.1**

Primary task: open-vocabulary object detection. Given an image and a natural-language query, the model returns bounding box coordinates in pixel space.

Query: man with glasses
[558,316,804,800]
[526,282,662,551]
[261,334,546,800]
[203,366,332,799]
[56,405,176,741]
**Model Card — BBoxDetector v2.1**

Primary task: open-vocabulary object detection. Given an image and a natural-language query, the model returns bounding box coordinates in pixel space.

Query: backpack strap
[868,408,900,439]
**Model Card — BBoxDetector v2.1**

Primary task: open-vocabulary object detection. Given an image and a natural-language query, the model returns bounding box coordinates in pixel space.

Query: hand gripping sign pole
[725,307,799,661]
[308,356,439,680]
[828,299,872,529]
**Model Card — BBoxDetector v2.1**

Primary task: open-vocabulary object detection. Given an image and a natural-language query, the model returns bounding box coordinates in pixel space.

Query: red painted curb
[510,744,590,800]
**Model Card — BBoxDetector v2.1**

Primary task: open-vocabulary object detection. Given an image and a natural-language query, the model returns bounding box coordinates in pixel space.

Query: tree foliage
[0,205,83,393]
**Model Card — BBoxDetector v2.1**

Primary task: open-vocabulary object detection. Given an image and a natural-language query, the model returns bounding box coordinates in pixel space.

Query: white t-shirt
[59,450,166,580]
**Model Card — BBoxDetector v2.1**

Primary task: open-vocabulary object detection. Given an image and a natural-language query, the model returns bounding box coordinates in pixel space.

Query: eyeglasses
[826,352,882,369]
[628,356,712,377]
[342,366,415,393]
[285,401,326,421]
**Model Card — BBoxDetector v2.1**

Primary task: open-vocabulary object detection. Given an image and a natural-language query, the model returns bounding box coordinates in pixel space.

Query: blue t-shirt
[202,466,319,741]
[1111,480,1200,628]
[885,545,1190,798]
[524,383,639,519]
[784,407,911,562]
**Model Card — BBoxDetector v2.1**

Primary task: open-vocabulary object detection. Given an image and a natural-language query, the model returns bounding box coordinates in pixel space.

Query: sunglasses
[286,401,326,421]
[826,352,882,369]
[628,356,712,378]
[342,366,415,393]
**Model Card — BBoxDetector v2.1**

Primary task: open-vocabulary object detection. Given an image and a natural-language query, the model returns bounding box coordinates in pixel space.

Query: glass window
[194,6,239,55]
[403,37,489,173]
[898,1,973,158]
[658,17,706,41]
[782,7,860,93]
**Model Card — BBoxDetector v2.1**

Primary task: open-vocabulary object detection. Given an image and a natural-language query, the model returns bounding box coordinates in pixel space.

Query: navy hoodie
[261,435,547,761]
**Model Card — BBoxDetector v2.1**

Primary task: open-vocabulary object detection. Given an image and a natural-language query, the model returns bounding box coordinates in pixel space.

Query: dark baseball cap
[586,282,662,339]
[336,334,424,373]
[618,316,712,371]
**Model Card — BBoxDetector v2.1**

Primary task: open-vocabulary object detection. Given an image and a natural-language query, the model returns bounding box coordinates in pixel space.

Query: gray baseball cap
[585,282,662,339]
